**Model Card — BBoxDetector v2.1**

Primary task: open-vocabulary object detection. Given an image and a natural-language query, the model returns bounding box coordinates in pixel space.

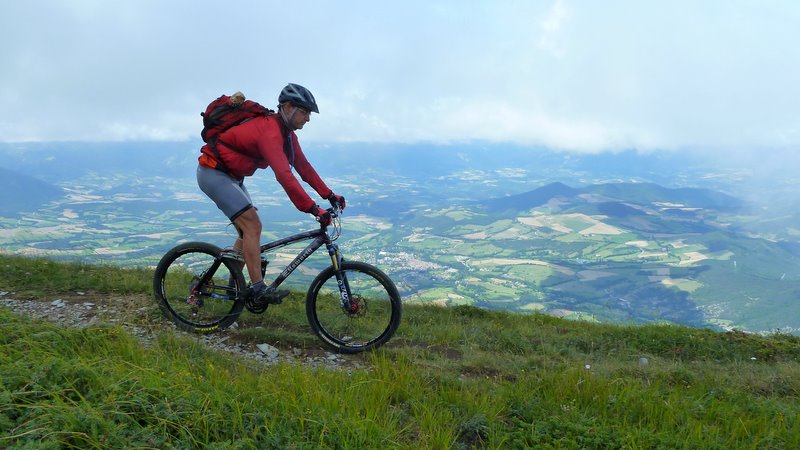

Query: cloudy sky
[1,0,798,159]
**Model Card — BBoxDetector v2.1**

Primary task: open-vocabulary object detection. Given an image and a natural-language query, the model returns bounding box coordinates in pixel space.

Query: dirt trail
[0,291,364,371]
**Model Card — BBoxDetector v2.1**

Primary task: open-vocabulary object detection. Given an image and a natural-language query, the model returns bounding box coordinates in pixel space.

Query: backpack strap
[208,137,261,177]
[207,137,233,175]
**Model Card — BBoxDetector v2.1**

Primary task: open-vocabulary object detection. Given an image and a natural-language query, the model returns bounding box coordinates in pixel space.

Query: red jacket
[199,114,332,213]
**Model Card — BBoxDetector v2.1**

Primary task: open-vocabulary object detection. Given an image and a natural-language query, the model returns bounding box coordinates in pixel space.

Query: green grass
[2,253,800,448]
[0,253,153,297]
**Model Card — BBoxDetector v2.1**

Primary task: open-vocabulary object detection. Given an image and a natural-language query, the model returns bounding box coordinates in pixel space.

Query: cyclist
[196,83,346,306]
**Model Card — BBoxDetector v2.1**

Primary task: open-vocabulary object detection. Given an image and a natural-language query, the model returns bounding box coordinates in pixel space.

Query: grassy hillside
[1,253,800,449]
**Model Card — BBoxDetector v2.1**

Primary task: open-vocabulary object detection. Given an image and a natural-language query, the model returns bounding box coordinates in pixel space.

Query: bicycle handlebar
[318,206,343,238]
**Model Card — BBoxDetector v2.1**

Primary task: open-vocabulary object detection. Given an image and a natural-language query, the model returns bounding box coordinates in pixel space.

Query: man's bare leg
[232,208,289,304]
[230,237,246,274]
[232,208,263,284]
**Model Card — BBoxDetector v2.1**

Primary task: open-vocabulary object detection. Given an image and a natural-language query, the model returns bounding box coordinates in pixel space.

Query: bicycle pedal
[246,287,288,306]
[265,289,289,305]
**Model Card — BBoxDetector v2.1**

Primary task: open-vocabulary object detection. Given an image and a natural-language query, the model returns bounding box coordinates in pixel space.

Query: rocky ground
[0,290,364,371]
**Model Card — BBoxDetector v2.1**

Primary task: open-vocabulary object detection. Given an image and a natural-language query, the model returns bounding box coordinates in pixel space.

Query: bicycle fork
[328,243,356,313]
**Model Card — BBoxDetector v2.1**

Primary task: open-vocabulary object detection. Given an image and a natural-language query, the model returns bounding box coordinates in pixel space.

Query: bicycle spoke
[154,242,246,332]
[307,261,401,353]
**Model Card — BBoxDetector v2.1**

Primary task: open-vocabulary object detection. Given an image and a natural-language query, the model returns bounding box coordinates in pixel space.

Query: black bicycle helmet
[278,83,319,113]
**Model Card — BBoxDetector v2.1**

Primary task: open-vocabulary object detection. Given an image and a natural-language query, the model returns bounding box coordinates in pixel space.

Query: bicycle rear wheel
[306,261,402,353]
[153,242,246,333]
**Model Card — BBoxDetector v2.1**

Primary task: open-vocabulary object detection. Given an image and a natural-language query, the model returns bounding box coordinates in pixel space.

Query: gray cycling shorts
[196,165,253,222]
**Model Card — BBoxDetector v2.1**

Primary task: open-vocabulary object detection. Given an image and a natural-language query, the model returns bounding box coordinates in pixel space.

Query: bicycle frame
[188,208,353,310]
[261,227,332,288]
[259,225,354,311]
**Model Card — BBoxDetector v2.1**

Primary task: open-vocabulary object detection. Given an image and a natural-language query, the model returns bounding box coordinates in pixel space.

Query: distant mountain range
[0,141,723,184]
[0,167,64,215]
[488,181,743,212]
[0,140,796,243]
[485,181,745,234]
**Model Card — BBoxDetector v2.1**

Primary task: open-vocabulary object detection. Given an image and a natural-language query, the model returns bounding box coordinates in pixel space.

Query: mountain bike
[152,207,402,353]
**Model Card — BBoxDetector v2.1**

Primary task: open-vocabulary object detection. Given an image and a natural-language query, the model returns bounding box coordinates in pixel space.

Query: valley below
[2,143,799,334]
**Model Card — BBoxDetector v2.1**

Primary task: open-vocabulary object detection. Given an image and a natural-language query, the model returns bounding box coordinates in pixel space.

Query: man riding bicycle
[196,83,346,307]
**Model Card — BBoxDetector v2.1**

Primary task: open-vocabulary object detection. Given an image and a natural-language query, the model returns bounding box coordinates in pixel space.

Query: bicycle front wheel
[153,242,246,333]
[306,261,402,353]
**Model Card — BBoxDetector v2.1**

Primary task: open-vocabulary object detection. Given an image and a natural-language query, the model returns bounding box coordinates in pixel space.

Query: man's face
[286,105,311,130]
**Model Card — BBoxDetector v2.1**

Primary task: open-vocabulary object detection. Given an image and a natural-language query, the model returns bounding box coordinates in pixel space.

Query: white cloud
[538,0,571,57]
[0,0,798,161]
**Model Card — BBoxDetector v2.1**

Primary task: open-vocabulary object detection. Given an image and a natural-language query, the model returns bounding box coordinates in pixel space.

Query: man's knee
[235,209,262,237]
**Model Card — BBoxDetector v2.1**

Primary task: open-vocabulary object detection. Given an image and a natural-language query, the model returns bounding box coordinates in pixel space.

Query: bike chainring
[245,295,269,314]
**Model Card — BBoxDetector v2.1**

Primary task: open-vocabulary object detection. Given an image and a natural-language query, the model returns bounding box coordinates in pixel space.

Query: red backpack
[201,92,275,173]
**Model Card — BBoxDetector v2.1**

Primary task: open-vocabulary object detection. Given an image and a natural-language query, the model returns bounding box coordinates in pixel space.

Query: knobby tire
[153,242,246,333]
[306,261,402,353]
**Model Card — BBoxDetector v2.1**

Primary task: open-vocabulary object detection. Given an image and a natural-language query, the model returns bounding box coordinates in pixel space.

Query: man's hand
[310,205,332,227]
[327,193,346,210]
